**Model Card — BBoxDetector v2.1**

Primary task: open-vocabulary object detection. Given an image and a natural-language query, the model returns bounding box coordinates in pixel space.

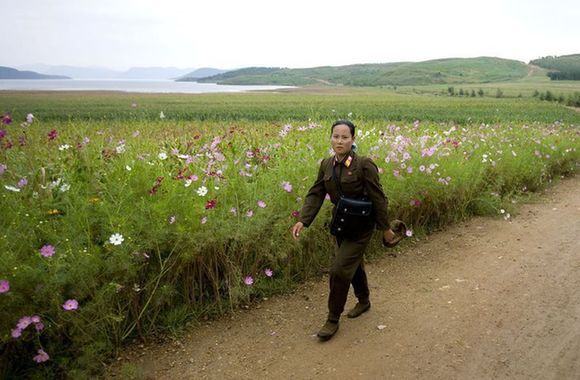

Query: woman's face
[331,124,354,156]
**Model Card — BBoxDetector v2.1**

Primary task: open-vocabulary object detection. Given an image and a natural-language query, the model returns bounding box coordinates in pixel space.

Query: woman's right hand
[291,222,304,240]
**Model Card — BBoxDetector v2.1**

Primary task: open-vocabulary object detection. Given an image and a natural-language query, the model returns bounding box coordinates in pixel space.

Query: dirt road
[112,176,580,380]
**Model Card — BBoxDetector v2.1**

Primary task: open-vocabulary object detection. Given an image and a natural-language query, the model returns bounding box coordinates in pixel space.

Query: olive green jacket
[299,152,390,230]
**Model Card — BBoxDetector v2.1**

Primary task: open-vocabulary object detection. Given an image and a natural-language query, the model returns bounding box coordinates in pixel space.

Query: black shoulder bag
[329,163,374,238]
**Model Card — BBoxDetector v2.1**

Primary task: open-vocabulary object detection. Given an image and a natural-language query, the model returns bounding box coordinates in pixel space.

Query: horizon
[9,53,579,74]
[2,0,579,71]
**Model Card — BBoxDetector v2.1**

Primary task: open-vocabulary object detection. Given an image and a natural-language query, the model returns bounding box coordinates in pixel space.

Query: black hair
[331,119,356,137]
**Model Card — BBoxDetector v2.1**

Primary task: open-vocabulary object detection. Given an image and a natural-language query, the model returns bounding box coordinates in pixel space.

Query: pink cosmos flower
[0,164,6,176]
[291,210,300,218]
[264,268,273,277]
[246,209,254,217]
[62,299,79,311]
[281,181,293,193]
[17,316,32,330]
[11,328,22,338]
[257,200,267,208]
[410,199,422,208]
[201,216,208,224]
[393,169,400,177]
[26,114,34,123]
[243,276,254,286]
[405,229,414,237]
[419,165,426,172]
[406,166,413,174]
[229,207,237,216]
[0,279,9,293]
[39,245,55,257]
[17,178,28,188]
[35,322,45,332]
[33,349,50,363]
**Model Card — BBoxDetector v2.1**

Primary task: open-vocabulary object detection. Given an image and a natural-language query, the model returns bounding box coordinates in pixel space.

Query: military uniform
[299,151,390,322]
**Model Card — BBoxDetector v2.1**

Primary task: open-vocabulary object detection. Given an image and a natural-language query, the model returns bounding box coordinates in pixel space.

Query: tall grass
[0,95,578,377]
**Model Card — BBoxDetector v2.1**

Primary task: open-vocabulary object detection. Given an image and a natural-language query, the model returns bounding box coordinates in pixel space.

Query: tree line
[530,54,580,81]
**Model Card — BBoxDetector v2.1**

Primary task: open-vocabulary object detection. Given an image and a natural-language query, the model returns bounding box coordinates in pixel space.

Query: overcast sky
[3,0,579,70]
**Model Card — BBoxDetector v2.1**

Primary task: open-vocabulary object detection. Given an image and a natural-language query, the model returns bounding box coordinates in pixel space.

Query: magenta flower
[39,245,55,257]
[1,113,12,125]
[47,129,58,141]
[205,199,217,209]
[17,178,28,188]
[0,129,6,139]
[264,268,273,277]
[281,181,293,193]
[257,200,267,208]
[33,349,50,363]
[35,322,45,332]
[243,276,254,286]
[62,299,79,311]
[291,210,300,218]
[0,279,9,293]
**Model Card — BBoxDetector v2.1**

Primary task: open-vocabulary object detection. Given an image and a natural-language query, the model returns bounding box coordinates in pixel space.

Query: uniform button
[340,218,344,222]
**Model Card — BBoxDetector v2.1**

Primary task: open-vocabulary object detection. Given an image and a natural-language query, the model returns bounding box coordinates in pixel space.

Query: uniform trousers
[327,227,374,322]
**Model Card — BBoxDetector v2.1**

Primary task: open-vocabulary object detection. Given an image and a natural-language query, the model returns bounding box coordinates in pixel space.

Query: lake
[0,79,294,94]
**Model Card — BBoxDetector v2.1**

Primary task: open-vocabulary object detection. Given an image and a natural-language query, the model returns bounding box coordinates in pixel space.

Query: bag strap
[332,162,344,197]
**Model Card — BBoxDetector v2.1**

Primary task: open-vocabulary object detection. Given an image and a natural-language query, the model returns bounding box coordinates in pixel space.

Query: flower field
[0,91,579,377]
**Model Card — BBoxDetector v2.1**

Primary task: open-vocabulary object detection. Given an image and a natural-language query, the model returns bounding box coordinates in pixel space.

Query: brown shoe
[317,320,339,341]
[347,302,371,318]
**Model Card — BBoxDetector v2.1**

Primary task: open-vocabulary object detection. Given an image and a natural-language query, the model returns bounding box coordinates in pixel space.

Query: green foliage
[196,57,529,86]
[530,54,580,80]
[0,91,579,377]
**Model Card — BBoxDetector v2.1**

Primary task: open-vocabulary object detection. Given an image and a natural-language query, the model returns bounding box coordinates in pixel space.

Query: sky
[3,0,579,70]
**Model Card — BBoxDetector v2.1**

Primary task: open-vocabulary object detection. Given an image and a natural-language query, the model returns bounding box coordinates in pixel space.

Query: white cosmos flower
[109,233,124,246]
[58,144,71,151]
[59,183,71,192]
[4,185,21,192]
[158,152,168,160]
[126,165,132,171]
[196,186,208,196]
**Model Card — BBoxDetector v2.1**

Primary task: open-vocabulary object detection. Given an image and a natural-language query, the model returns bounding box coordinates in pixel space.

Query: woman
[291,120,396,341]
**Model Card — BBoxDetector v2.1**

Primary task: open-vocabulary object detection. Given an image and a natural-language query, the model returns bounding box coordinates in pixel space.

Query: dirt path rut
[112,176,580,380]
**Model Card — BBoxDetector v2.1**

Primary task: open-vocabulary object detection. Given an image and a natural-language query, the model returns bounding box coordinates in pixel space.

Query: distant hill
[17,65,197,79]
[197,57,529,86]
[17,64,120,79]
[529,54,580,80]
[0,66,70,79]
[177,68,230,81]
[118,67,196,80]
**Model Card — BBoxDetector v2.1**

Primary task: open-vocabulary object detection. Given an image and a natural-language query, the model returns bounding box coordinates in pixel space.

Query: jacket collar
[334,151,355,168]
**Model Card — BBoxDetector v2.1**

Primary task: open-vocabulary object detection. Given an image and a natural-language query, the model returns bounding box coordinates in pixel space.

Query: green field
[0,87,579,377]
